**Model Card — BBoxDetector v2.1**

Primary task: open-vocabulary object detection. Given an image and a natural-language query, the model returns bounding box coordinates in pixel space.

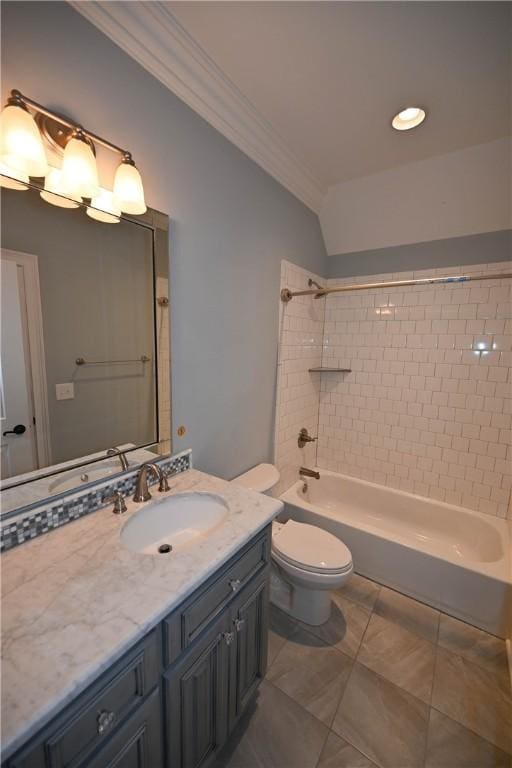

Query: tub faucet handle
[298,428,317,449]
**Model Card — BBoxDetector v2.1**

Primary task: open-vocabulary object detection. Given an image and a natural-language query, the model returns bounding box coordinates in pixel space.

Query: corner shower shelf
[308,367,352,373]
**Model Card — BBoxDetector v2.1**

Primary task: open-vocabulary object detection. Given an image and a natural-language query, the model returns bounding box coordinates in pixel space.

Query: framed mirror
[0,177,171,513]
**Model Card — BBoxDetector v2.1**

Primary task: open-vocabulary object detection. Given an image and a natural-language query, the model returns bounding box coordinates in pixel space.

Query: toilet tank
[232,463,280,495]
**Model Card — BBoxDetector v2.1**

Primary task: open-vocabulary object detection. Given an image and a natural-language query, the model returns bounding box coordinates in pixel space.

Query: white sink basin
[48,459,135,494]
[120,492,229,555]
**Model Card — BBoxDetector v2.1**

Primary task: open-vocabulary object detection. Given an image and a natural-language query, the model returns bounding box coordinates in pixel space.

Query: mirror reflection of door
[0,251,49,478]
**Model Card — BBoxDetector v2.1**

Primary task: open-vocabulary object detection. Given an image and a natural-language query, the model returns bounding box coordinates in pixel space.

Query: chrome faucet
[299,466,320,480]
[133,463,170,502]
[106,447,129,472]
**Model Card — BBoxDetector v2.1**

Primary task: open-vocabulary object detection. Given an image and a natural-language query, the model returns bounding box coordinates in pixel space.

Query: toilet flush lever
[298,427,317,449]
[228,579,241,593]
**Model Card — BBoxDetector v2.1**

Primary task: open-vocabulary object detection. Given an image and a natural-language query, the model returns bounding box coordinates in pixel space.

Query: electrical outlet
[55,382,74,401]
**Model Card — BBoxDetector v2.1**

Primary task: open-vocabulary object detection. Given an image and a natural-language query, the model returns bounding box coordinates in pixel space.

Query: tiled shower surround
[274,261,325,495]
[275,260,512,519]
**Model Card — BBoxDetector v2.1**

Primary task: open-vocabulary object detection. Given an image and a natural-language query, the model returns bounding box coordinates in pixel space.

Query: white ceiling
[73,1,511,211]
[168,1,511,188]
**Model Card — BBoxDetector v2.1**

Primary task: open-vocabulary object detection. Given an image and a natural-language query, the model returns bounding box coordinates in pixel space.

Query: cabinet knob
[228,579,241,593]
[233,618,245,632]
[223,631,235,646]
[97,709,116,735]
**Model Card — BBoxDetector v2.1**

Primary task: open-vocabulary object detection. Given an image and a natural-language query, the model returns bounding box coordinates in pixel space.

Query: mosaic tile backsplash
[0,450,192,552]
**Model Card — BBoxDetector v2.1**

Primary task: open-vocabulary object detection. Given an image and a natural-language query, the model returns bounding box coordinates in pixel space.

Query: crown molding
[69,1,325,212]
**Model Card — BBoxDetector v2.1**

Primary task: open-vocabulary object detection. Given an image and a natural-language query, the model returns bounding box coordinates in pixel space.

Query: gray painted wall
[328,230,512,278]
[1,1,327,479]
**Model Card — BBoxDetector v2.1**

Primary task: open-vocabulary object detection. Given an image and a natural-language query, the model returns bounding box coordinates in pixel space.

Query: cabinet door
[229,574,269,726]
[165,614,230,768]
[85,688,162,768]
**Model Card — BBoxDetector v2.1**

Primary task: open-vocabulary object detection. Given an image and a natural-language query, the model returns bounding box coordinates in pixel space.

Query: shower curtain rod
[280,271,512,302]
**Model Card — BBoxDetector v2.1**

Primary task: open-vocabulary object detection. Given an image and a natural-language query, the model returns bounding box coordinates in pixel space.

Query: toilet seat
[272,520,352,575]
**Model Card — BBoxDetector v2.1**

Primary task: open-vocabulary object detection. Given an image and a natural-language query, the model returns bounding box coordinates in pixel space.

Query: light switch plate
[56,382,74,401]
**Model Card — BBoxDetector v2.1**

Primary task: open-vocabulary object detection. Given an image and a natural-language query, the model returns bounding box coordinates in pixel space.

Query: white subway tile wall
[276,260,512,519]
[273,261,325,495]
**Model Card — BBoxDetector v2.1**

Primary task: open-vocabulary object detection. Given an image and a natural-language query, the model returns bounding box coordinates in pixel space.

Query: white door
[0,258,38,478]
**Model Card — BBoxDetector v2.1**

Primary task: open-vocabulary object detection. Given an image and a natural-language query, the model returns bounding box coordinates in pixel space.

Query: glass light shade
[0,104,49,177]
[86,188,121,223]
[40,167,82,208]
[60,136,99,198]
[0,160,29,190]
[391,107,426,131]
[113,161,146,214]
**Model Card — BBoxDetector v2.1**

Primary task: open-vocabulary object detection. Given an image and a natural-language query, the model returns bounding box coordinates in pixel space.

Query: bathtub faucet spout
[299,467,320,480]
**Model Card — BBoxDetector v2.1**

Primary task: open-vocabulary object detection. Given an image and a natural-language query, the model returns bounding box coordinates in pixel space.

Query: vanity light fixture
[86,188,121,224]
[0,89,147,218]
[113,154,146,215]
[60,129,100,199]
[0,160,29,190]
[40,167,82,208]
[391,106,426,131]
[0,91,49,177]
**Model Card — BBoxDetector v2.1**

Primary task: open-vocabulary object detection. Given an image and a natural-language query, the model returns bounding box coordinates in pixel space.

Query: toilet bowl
[232,463,353,626]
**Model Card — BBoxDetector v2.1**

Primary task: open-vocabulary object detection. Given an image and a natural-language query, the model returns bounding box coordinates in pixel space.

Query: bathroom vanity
[0,109,282,768]
[1,468,282,768]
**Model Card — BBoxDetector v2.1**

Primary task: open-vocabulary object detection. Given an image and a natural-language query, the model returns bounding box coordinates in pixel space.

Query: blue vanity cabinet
[6,630,162,768]
[164,573,270,768]
[229,574,269,727]
[4,526,272,768]
[162,528,271,768]
[83,688,163,768]
[164,611,231,768]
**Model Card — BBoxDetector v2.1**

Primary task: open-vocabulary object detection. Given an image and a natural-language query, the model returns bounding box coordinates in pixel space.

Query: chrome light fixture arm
[8,89,128,159]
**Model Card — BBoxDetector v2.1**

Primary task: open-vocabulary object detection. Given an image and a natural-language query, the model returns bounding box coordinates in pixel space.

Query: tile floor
[216,574,512,768]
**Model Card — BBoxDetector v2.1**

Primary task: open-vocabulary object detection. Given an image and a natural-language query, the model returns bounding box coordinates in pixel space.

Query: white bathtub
[280,470,512,637]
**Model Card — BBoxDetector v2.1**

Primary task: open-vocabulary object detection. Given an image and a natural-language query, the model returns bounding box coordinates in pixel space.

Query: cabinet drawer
[163,527,270,667]
[85,687,162,768]
[9,631,160,768]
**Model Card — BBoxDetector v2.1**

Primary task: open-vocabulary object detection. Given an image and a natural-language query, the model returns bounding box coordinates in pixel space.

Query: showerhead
[308,278,327,298]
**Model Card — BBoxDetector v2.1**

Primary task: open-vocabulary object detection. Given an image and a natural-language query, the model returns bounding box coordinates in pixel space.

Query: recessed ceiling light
[391,107,426,131]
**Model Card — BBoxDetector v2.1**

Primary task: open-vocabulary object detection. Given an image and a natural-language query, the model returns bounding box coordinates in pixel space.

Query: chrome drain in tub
[158,543,172,554]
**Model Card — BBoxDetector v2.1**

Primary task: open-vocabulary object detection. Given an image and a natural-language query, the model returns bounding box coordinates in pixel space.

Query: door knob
[3,424,26,437]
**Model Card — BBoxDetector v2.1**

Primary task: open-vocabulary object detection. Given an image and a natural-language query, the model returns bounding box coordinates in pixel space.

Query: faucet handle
[298,427,317,449]
[104,490,127,514]
[158,472,170,493]
[158,467,180,493]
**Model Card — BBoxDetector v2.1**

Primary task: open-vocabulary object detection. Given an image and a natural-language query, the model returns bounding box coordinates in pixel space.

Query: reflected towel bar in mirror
[75,355,150,366]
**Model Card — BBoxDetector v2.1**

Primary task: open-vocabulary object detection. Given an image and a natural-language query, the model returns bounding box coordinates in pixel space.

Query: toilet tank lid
[233,463,280,493]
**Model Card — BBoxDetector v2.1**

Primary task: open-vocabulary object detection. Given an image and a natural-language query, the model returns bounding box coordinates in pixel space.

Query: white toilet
[233,463,353,626]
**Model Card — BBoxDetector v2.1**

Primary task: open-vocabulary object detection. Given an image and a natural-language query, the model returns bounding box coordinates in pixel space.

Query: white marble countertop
[0,469,283,759]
